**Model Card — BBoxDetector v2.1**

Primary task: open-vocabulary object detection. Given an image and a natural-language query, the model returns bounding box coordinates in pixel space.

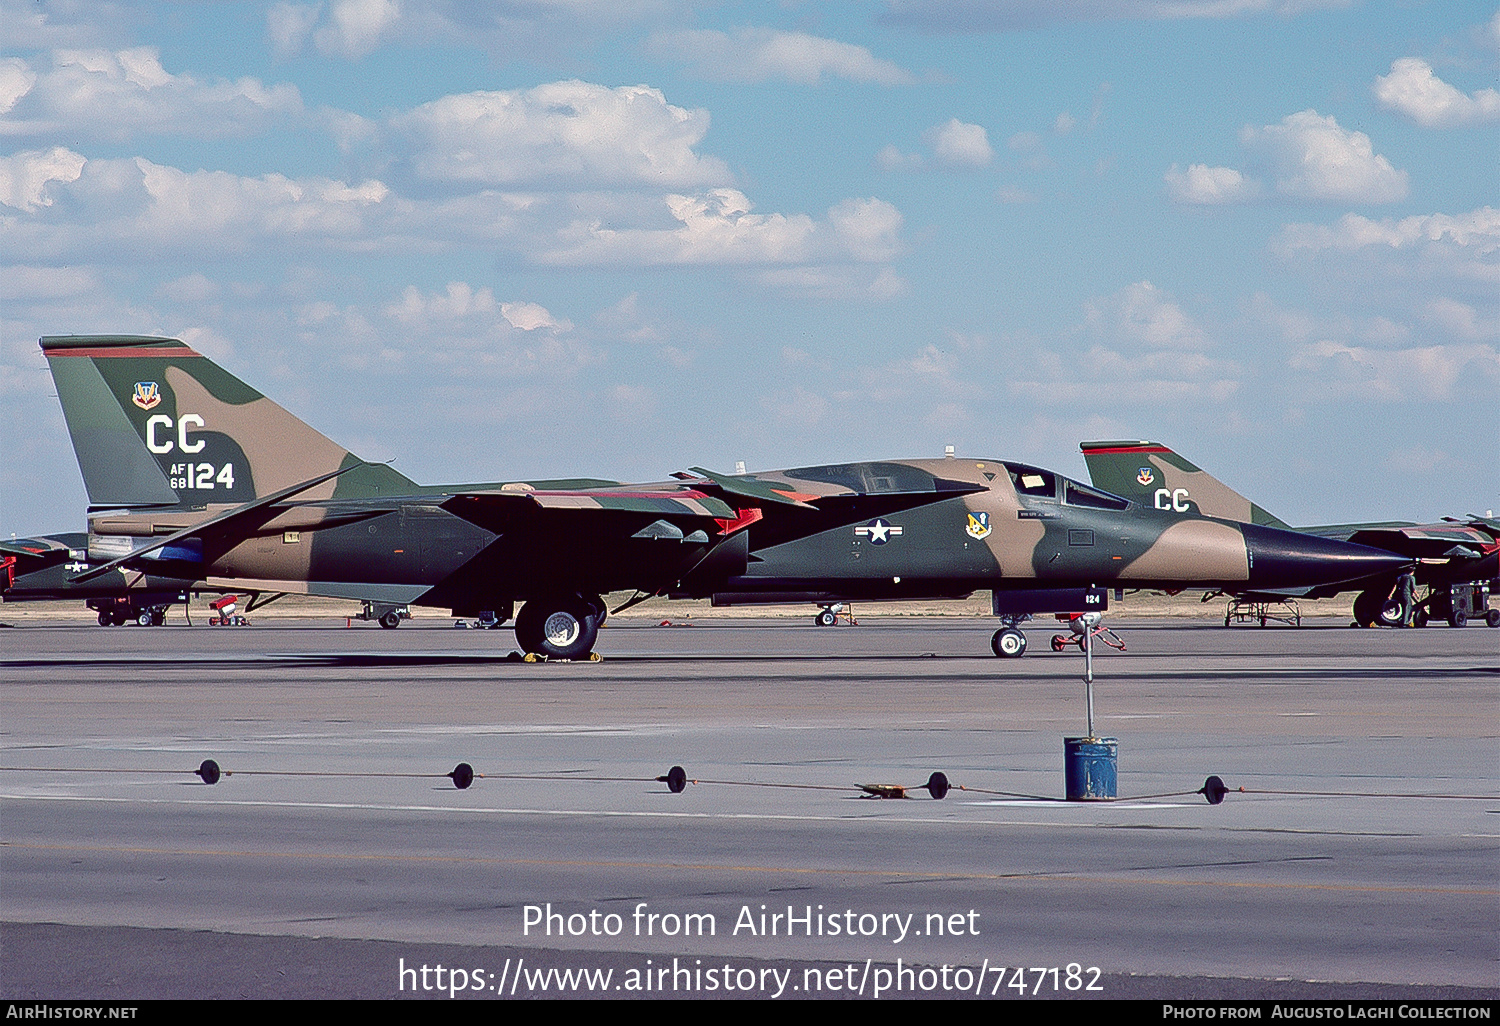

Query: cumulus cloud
[1276,207,1500,285]
[851,340,983,404]
[501,301,570,332]
[1163,163,1258,204]
[927,118,992,166]
[0,59,37,116]
[1006,282,1237,405]
[316,0,402,59]
[267,2,324,59]
[534,189,902,267]
[1,145,905,279]
[646,27,915,85]
[386,281,498,322]
[384,282,573,332]
[1288,340,1500,401]
[1424,297,1499,342]
[1169,110,1407,205]
[0,49,303,142]
[0,151,396,256]
[1240,110,1407,203]
[876,144,925,172]
[1373,58,1500,128]
[1086,280,1211,351]
[367,281,601,381]
[0,146,85,211]
[1279,206,1500,254]
[388,81,730,189]
[879,118,991,171]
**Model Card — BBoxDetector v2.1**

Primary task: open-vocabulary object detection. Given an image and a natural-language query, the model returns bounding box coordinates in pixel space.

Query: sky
[2,0,1496,538]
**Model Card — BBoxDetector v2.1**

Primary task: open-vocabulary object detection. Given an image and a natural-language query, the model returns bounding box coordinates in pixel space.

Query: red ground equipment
[208,595,250,626]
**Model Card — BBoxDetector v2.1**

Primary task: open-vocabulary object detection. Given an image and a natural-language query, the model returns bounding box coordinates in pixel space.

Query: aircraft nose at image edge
[1241,523,1412,590]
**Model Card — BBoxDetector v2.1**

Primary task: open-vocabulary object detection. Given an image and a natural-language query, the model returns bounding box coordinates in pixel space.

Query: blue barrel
[1064,737,1118,800]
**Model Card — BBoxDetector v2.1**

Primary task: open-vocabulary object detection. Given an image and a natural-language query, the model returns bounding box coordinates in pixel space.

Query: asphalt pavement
[2,614,1496,999]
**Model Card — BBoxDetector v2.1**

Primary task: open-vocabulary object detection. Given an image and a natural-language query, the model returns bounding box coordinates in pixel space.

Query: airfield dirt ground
[0,590,1357,625]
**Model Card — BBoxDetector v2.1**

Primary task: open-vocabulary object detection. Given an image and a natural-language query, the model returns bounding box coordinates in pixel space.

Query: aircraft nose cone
[1242,523,1412,590]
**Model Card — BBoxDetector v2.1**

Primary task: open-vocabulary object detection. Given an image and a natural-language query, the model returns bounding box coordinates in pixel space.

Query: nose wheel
[814,602,854,626]
[991,627,1028,657]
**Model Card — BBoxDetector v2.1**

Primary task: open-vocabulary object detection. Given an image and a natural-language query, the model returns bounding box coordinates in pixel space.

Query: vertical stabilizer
[42,335,417,509]
[1080,440,1292,529]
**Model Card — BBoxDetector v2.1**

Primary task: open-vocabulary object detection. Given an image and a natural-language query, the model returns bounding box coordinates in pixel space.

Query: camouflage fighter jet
[1,531,193,625]
[668,455,1412,655]
[40,335,980,657]
[41,335,1410,658]
[1081,441,1499,629]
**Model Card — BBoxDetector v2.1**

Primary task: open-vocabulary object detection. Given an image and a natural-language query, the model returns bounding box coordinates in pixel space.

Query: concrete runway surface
[1,614,1496,1000]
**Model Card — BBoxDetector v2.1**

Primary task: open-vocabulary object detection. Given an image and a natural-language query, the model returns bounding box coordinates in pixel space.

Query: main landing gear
[91,601,168,626]
[990,612,1124,658]
[514,594,606,660]
[1354,580,1499,629]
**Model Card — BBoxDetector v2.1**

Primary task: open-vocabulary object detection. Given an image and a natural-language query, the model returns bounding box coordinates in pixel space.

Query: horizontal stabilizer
[687,467,817,507]
[71,462,369,583]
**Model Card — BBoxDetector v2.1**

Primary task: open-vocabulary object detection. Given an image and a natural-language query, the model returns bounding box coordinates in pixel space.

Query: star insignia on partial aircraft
[855,518,902,545]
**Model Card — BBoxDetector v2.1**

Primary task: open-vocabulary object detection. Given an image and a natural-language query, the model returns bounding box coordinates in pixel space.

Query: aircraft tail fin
[1079,440,1292,529]
[41,335,417,510]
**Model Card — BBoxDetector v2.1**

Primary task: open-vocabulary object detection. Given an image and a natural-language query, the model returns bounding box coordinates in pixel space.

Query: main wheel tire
[515,598,599,660]
[379,611,401,629]
[816,610,836,627]
[1487,608,1500,628]
[1376,598,1406,628]
[991,628,1027,657]
[97,611,111,627]
[584,594,607,629]
[1351,588,1386,628]
[1449,609,1468,628]
[135,610,152,627]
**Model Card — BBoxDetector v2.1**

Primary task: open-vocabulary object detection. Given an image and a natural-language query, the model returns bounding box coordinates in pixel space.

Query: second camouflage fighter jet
[1081,440,1499,629]
[672,455,1411,654]
[42,335,1410,658]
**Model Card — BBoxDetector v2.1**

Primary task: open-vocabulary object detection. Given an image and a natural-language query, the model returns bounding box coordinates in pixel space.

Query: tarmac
[1,612,1496,1000]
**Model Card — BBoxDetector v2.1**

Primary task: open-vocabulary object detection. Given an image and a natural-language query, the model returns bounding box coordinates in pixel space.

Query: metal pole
[1084,618,1095,739]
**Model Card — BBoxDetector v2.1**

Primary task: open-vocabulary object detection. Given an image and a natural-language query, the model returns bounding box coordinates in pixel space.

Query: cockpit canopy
[1001,462,1130,510]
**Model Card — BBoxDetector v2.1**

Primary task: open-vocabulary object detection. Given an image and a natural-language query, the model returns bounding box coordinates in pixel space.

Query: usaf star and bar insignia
[855,518,902,545]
